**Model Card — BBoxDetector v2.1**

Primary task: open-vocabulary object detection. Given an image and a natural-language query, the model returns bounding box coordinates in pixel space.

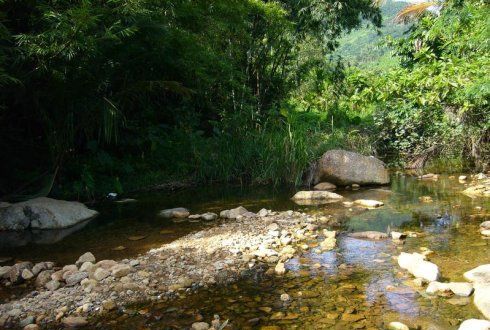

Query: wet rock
[291,191,343,201]
[45,280,61,291]
[458,319,490,330]
[62,316,88,328]
[354,199,384,208]
[76,252,95,266]
[35,270,54,287]
[398,252,439,282]
[349,231,388,240]
[314,182,337,191]
[464,264,490,283]
[158,208,190,219]
[426,282,473,297]
[320,231,336,251]
[0,197,98,230]
[191,322,209,330]
[65,271,88,286]
[388,322,409,330]
[312,149,390,185]
[341,313,365,322]
[111,264,131,278]
[201,213,218,221]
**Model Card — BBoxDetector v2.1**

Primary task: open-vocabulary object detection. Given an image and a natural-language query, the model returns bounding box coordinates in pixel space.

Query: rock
[354,199,384,208]
[65,271,88,286]
[158,207,190,219]
[188,214,201,220]
[391,231,406,240]
[76,252,95,266]
[0,266,11,278]
[93,268,110,281]
[388,322,409,330]
[474,284,490,319]
[191,322,210,330]
[280,293,290,302]
[312,149,389,185]
[257,208,269,217]
[102,299,116,311]
[45,280,61,291]
[8,261,33,283]
[227,206,249,219]
[314,182,337,191]
[464,264,490,283]
[219,210,230,218]
[0,197,98,230]
[275,262,286,275]
[128,235,146,241]
[23,325,40,330]
[201,212,218,221]
[482,230,490,237]
[95,260,118,270]
[31,262,49,276]
[62,316,88,327]
[21,268,34,280]
[458,319,490,330]
[426,281,473,297]
[79,262,95,273]
[459,175,467,181]
[348,231,388,240]
[398,252,439,282]
[111,264,131,278]
[34,270,54,287]
[291,191,343,201]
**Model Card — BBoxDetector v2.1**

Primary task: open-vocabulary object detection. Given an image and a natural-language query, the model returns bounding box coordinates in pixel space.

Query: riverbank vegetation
[0,0,488,200]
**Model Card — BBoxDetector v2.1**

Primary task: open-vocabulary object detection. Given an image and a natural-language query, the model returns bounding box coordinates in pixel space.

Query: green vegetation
[0,0,488,200]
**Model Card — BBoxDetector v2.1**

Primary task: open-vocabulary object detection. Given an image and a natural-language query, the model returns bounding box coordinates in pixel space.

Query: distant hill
[333,0,411,70]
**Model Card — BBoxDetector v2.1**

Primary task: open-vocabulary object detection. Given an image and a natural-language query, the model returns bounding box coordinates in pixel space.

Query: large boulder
[313,150,389,186]
[0,197,98,230]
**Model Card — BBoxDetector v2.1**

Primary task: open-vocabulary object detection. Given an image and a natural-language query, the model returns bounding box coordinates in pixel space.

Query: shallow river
[1,174,490,329]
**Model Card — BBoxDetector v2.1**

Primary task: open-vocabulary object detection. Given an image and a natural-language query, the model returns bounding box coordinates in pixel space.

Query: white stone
[191,322,209,330]
[398,252,439,282]
[388,322,409,330]
[291,191,343,201]
[464,264,490,283]
[354,199,384,208]
[426,281,473,297]
[458,319,490,330]
[76,252,96,265]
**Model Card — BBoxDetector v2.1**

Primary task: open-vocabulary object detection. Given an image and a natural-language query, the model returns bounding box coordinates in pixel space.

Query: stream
[1,174,489,329]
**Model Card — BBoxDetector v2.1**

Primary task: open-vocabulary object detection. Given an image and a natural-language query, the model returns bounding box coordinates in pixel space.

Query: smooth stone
[93,268,111,281]
[464,264,490,283]
[201,212,218,221]
[314,182,337,191]
[474,284,490,319]
[158,208,190,219]
[95,260,118,270]
[76,252,95,266]
[275,262,286,275]
[458,319,490,330]
[391,231,406,240]
[21,268,34,280]
[388,322,409,330]
[111,264,131,278]
[291,191,343,201]
[349,231,388,240]
[354,199,384,208]
[62,316,88,327]
[480,221,490,230]
[79,262,95,273]
[481,230,490,237]
[227,206,249,219]
[398,252,439,282]
[191,322,210,330]
[426,281,473,297]
[45,280,61,291]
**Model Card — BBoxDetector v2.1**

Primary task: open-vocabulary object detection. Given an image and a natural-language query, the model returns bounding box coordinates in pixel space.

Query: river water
[1,174,489,329]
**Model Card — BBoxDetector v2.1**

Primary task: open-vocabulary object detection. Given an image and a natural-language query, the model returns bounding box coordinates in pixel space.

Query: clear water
[2,174,490,329]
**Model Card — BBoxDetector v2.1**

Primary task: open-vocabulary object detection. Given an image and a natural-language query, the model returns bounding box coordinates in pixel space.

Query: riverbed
[1,174,489,329]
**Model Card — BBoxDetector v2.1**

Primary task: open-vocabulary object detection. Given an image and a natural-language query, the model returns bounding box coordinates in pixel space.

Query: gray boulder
[8,261,33,283]
[0,197,98,230]
[313,150,389,185]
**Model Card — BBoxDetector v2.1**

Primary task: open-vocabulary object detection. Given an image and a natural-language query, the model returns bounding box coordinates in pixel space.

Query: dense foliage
[0,0,380,199]
[0,0,488,200]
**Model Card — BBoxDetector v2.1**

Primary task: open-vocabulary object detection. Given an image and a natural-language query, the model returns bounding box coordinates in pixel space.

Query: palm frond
[394,2,437,23]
